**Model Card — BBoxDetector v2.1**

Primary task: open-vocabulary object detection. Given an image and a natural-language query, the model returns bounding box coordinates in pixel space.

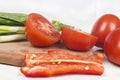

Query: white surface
[0,0,120,80]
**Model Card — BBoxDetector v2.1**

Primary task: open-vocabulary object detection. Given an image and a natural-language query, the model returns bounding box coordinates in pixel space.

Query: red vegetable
[21,50,104,77]
[61,26,98,51]
[104,28,120,65]
[91,14,120,48]
[25,13,60,47]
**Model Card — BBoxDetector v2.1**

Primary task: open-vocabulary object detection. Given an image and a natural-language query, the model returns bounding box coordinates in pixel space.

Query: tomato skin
[25,13,60,47]
[104,28,120,65]
[61,26,98,51]
[91,14,120,48]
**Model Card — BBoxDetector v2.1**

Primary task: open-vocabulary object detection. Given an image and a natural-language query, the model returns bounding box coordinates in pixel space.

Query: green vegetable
[52,20,65,31]
[0,12,27,42]
[0,25,25,34]
[0,18,23,26]
[0,31,16,35]
[0,12,28,26]
[0,25,25,42]
[52,20,73,31]
[0,34,26,42]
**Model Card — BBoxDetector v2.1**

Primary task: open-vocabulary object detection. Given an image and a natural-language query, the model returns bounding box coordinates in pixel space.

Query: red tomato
[25,13,60,47]
[91,14,120,48]
[104,28,120,65]
[61,26,98,51]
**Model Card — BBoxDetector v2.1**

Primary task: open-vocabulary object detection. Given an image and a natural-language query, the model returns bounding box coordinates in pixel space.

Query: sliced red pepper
[20,50,104,77]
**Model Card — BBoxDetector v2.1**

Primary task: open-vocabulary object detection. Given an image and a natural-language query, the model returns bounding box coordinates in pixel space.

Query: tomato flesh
[91,14,120,48]
[61,26,98,51]
[25,13,60,47]
[104,28,120,65]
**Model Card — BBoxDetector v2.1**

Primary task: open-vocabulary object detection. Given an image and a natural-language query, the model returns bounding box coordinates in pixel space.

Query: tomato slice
[25,13,60,47]
[21,50,104,77]
[61,26,98,51]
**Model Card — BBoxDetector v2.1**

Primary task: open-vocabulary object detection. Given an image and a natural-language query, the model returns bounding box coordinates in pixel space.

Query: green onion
[0,12,28,26]
[0,25,25,42]
[0,34,26,42]
[0,25,25,34]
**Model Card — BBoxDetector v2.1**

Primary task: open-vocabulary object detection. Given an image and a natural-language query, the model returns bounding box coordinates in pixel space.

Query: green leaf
[52,20,73,31]
[52,20,65,31]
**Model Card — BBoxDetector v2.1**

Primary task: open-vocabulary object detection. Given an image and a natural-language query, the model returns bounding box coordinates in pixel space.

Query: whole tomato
[91,14,120,48]
[104,28,120,65]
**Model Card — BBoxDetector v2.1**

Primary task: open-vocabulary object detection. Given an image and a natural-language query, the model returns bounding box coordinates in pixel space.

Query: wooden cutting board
[0,41,94,67]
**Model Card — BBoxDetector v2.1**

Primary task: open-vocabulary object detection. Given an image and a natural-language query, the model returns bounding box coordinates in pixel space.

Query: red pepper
[20,50,104,77]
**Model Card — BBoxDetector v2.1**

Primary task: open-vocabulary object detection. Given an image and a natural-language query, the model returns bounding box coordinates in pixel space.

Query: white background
[0,0,120,80]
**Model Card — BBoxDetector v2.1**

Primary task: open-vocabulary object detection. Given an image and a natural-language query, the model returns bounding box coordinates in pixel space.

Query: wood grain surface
[0,41,94,66]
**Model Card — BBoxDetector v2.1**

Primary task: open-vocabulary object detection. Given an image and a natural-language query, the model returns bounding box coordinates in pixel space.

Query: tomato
[104,28,120,65]
[61,26,98,51]
[21,50,104,77]
[25,13,60,47]
[91,14,120,48]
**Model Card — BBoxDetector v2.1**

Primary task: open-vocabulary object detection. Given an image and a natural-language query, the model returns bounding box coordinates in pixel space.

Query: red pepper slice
[20,50,104,77]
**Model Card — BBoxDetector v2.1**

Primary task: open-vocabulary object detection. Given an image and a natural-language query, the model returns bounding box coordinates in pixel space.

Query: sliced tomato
[61,26,98,51]
[25,13,60,47]
[21,50,104,77]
